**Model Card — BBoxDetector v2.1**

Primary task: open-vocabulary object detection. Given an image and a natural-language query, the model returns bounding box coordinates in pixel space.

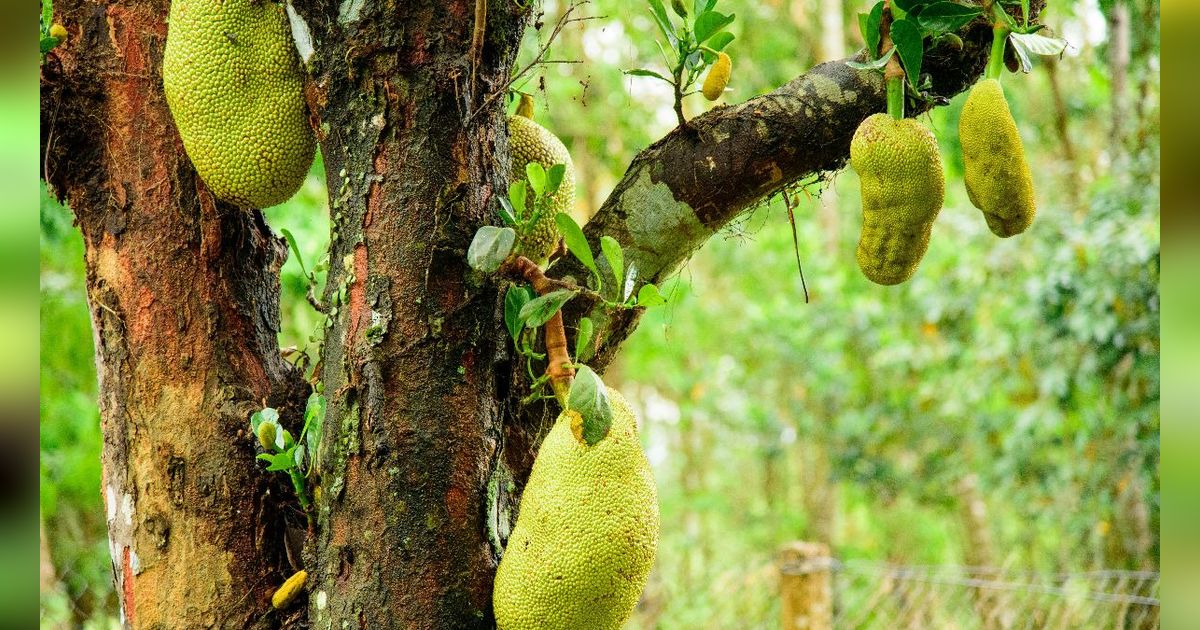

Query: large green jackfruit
[493,388,659,630]
[163,0,315,208]
[850,113,945,286]
[959,78,1036,237]
[509,100,575,265]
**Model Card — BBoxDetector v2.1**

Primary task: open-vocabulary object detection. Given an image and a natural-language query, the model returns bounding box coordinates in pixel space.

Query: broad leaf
[890,18,924,86]
[861,2,884,57]
[694,10,734,45]
[467,226,516,273]
[568,366,612,446]
[555,213,597,275]
[915,2,982,34]
[519,289,576,329]
[600,236,624,289]
[525,163,546,197]
[648,0,679,48]
[504,284,534,342]
[509,181,527,220]
[547,163,566,195]
[637,283,668,307]
[575,317,595,362]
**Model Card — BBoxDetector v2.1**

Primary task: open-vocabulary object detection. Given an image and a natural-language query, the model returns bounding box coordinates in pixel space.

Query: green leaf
[862,2,884,58]
[40,35,61,54]
[555,213,597,275]
[467,226,516,273]
[890,18,924,86]
[708,31,735,51]
[525,163,546,197]
[280,228,310,279]
[693,0,717,17]
[648,0,679,48]
[915,2,982,34]
[670,0,688,19]
[600,236,624,289]
[693,10,734,45]
[497,196,517,226]
[568,366,612,446]
[846,47,895,70]
[302,392,325,458]
[624,68,672,83]
[637,283,668,307]
[575,317,595,362]
[893,0,935,13]
[547,163,566,195]
[264,451,295,472]
[504,284,534,341]
[519,289,575,329]
[509,181,527,220]
[293,444,307,470]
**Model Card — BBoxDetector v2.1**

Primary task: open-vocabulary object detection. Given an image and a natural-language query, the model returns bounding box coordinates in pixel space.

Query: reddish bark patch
[121,545,135,626]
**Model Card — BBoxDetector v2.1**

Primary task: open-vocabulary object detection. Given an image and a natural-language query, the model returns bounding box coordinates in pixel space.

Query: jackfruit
[163,0,315,208]
[959,79,1036,237]
[49,24,67,43]
[509,96,575,265]
[702,52,731,101]
[271,570,307,609]
[850,113,945,285]
[493,388,659,630]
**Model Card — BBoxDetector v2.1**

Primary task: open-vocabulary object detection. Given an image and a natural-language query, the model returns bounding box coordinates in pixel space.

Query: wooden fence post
[778,541,833,630]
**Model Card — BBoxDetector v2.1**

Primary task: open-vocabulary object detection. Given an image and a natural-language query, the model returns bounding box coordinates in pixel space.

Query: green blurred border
[1160,0,1193,626]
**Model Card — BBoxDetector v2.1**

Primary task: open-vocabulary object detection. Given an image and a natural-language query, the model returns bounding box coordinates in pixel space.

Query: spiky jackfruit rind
[702,52,732,101]
[508,114,575,264]
[163,0,315,209]
[959,79,1036,238]
[851,113,945,286]
[493,388,659,630]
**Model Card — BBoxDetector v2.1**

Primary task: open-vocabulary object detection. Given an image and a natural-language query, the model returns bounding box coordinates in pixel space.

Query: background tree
[39,0,1158,628]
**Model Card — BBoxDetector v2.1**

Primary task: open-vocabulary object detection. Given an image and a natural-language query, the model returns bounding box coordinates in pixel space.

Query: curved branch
[556,10,1042,369]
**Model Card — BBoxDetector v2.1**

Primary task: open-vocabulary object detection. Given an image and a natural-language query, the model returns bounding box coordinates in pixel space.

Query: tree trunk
[40,0,1029,624]
[285,2,527,626]
[40,2,310,624]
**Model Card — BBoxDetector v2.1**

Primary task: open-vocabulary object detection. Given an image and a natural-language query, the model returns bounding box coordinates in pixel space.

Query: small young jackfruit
[702,52,732,101]
[163,0,315,208]
[508,96,575,264]
[959,79,1036,237]
[493,388,659,630]
[850,113,945,285]
[49,24,67,43]
[271,570,307,609]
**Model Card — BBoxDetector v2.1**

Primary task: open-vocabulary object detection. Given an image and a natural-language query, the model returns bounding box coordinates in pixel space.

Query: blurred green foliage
[41,0,1157,626]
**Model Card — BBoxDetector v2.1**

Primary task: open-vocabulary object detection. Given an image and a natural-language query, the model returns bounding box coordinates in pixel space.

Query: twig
[466,1,596,124]
[502,256,576,405]
[469,0,487,103]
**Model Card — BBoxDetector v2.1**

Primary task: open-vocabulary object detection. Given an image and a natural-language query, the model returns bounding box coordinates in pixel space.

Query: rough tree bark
[40,0,1035,625]
[40,1,310,625]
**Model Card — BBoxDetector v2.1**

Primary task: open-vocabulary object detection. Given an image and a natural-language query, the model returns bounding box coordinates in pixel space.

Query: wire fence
[818,560,1159,629]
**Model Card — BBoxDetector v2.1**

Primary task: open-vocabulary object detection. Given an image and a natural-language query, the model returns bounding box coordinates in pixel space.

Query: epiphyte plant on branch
[625,0,737,125]
[847,0,1066,285]
[467,92,669,630]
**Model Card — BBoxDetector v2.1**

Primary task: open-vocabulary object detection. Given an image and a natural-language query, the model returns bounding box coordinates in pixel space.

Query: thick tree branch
[556,8,1042,369]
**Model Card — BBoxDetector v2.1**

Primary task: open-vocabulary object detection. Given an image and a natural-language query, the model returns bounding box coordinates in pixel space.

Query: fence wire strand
[826,561,1159,630]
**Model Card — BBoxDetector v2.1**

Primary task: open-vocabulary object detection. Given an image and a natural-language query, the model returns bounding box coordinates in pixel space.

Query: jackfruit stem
[886,77,905,120]
[880,0,905,120]
[505,255,576,407]
[985,25,1009,81]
